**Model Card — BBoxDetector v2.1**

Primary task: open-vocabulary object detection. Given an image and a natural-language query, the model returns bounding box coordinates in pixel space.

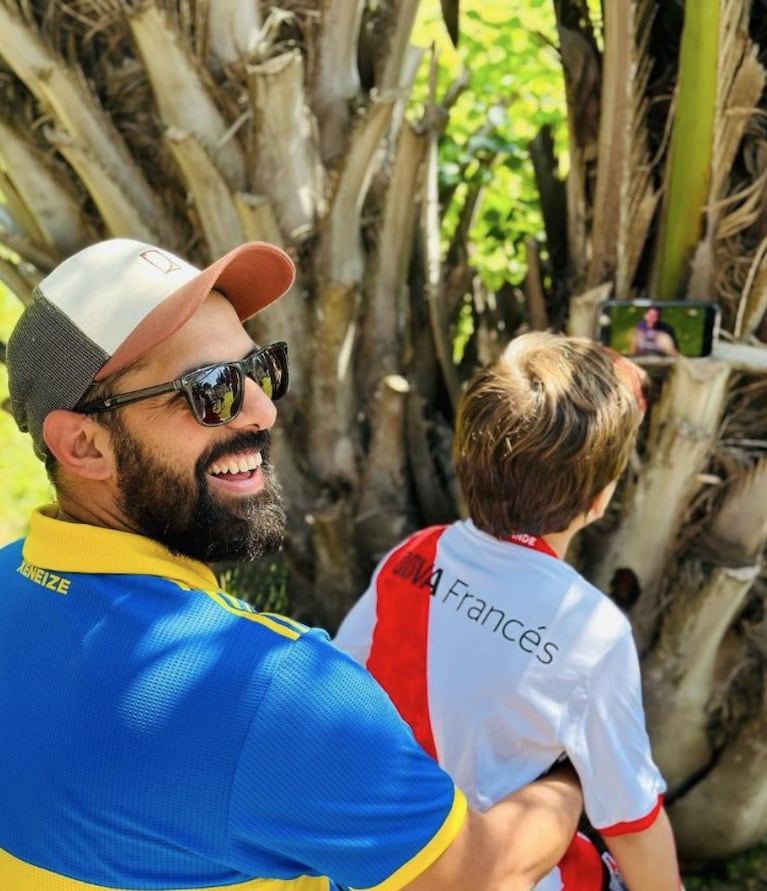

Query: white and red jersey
[335,520,666,891]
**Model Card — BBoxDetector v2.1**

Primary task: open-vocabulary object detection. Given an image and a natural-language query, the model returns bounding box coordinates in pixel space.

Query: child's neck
[539,529,576,560]
[541,512,592,560]
[537,480,616,559]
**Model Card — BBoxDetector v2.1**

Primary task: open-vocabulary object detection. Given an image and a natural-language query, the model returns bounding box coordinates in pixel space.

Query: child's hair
[453,332,647,537]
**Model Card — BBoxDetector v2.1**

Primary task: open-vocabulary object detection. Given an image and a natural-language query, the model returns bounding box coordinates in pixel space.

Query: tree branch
[165,129,246,256]
[591,358,732,651]
[310,0,364,164]
[0,118,90,253]
[359,123,428,402]
[128,1,247,191]
[247,51,324,240]
[0,3,177,246]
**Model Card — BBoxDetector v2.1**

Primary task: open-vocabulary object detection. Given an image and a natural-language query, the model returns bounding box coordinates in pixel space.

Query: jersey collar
[23,504,219,590]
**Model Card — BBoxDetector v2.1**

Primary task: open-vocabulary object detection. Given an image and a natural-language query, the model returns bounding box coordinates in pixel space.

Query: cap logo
[139,249,183,274]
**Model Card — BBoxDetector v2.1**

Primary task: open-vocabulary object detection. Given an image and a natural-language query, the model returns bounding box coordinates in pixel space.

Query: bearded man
[0,238,582,891]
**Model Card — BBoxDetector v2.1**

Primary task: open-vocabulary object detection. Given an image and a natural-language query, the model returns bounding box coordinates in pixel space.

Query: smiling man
[0,238,583,891]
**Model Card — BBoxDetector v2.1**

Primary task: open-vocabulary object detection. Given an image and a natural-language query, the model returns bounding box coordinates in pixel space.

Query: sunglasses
[78,342,289,427]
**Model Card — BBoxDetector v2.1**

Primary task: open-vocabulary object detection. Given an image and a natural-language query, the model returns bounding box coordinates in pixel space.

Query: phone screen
[597,301,719,358]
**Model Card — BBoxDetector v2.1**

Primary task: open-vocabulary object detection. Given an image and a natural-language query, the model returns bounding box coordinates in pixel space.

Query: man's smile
[207,450,265,493]
[209,450,263,477]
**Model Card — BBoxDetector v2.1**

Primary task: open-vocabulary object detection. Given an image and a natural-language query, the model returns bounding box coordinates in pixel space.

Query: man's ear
[42,410,114,480]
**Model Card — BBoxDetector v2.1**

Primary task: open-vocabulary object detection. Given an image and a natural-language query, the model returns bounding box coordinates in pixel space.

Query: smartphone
[596,300,720,358]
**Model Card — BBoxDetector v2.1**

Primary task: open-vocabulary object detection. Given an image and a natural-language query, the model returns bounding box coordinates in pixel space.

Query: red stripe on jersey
[558,832,605,890]
[598,793,664,836]
[366,526,445,761]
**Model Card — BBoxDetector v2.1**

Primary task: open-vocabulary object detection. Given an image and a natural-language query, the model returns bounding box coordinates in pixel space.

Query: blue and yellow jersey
[0,506,466,891]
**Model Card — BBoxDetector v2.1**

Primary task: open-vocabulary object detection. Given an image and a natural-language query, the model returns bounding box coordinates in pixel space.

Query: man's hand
[405,761,583,891]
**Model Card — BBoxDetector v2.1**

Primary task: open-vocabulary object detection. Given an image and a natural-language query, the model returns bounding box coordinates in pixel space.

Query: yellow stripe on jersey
[260,613,309,635]
[353,788,468,891]
[0,849,329,891]
[203,591,302,639]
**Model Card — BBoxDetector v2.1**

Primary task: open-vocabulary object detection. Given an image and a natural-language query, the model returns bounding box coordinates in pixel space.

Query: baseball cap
[7,238,296,459]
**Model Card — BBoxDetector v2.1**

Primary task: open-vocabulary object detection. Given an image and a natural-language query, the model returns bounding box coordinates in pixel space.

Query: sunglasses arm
[77,380,181,415]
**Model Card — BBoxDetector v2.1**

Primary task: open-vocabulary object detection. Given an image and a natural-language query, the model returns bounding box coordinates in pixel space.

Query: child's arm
[603,806,682,891]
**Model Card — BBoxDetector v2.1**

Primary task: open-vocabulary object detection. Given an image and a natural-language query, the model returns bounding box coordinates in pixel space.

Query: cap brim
[95,242,294,380]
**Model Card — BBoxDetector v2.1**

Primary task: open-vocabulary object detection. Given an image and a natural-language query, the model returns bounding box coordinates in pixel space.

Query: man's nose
[232,376,277,430]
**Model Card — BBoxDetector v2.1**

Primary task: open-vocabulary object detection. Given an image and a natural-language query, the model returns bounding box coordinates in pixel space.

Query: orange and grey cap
[7,238,295,459]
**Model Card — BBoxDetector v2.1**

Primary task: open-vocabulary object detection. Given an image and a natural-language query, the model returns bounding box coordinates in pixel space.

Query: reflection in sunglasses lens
[263,348,286,400]
[184,345,287,426]
[256,355,274,400]
[193,365,243,424]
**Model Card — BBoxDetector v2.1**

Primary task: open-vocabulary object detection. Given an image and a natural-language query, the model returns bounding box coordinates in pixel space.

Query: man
[630,306,679,357]
[1,238,582,891]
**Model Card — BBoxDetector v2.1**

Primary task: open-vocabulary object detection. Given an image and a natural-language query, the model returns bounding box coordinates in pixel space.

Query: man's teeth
[210,453,263,475]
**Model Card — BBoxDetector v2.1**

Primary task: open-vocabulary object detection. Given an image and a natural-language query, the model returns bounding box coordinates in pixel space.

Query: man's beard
[111,417,286,563]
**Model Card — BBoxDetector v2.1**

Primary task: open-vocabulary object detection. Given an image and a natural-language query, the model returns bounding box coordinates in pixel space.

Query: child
[335,332,682,891]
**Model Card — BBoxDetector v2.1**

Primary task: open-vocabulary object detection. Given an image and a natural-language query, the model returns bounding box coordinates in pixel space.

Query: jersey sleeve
[561,629,666,833]
[332,584,377,666]
[228,629,466,890]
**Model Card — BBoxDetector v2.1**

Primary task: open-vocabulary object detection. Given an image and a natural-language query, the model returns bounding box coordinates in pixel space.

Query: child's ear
[588,479,618,523]
[42,410,115,480]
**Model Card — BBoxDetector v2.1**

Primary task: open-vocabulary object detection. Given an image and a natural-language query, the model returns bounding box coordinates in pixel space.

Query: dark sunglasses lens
[190,364,244,425]
[251,344,289,402]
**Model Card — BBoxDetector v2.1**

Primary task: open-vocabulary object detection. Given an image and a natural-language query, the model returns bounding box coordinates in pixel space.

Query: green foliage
[683,842,767,890]
[217,555,290,613]
[413,1,567,291]
[0,285,53,546]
